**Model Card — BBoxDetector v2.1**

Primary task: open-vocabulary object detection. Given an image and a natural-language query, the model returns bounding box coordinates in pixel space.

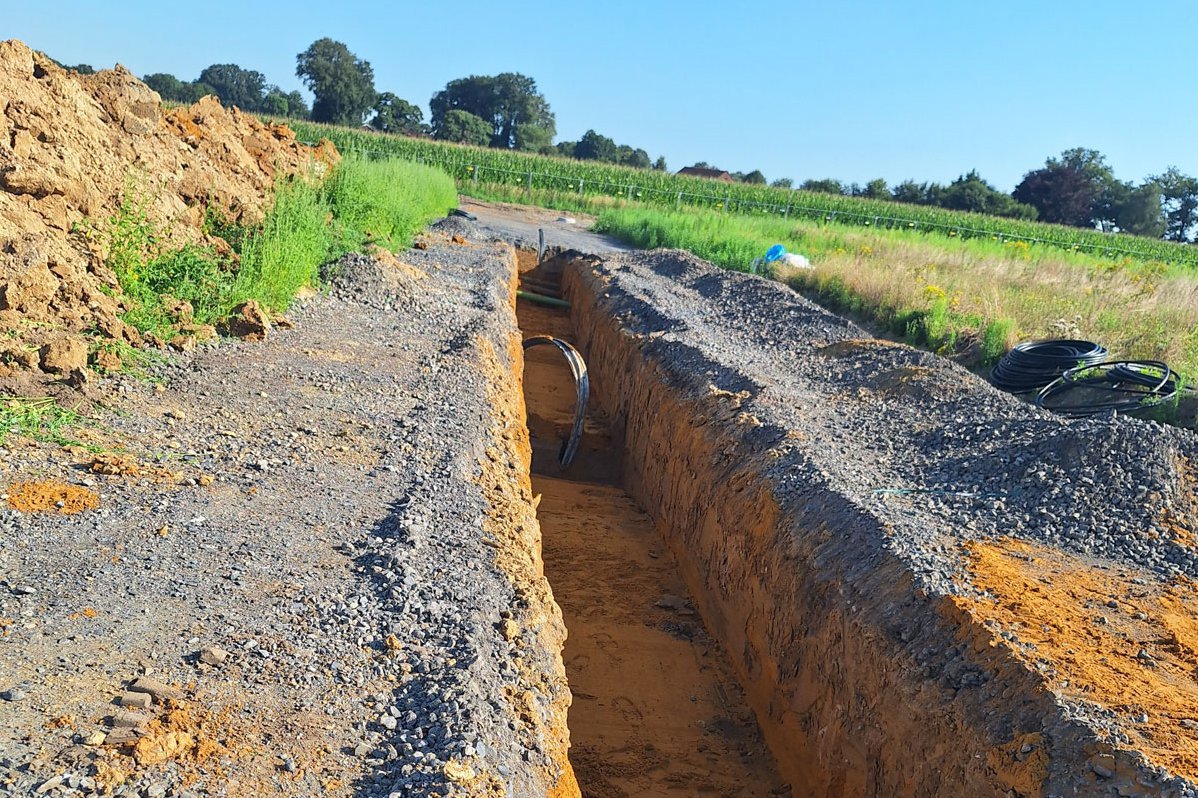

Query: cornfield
[287,120,1198,268]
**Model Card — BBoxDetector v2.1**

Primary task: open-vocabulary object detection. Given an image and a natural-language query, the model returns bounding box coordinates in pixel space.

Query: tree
[942,170,1037,219]
[515,122,553,152]
[862,178,889,199]
[653,156,668,172]
[891,179,944,205]
[1115,182,1166,238]
[261,86,309,118]
[555,141,576,159]
[66,63,94,74]
[574,130,617,162]
[296,38,376,125]
[198,64,267,111]
[1154,167,1198,242]
[144,72,191,102]
[617,146,651,169]
[372,92,424,134]
[800,178,846,195]
[741,169,767,184]
[143,73,214,104]
[771,177,793,189]
[434,109,491,145]
[430,73,555,149]
[1013,148,1124,229]
[1013,165,1093,226]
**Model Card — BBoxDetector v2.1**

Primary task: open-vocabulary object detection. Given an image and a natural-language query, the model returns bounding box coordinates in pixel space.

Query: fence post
[676,191,683,209]
[578,179,584,195]
[526,171,532,193]
[471,164,478,186]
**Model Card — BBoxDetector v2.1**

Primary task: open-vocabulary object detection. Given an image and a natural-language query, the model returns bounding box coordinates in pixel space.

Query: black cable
[990,339,1109,393]
[522,336,589,467]
[1035,360,1180,418]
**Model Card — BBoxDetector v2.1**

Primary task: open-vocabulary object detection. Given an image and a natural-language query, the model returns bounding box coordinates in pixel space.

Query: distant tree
[285,90,310,119]
[555,141,576,159]
[892,179,944,205]
[515,122,553,152]
[1014,162,1097,227]
[144,73,191,102]
[770,177,793,188]
[619,146,651,169]
[296,38,376,125]
[690,162,715,170]
[741,169,767,185]
[1013,148,1125,229]
[47,56,95,74]
[372,92,424,134]
[574,130,617,162]
[1115,182,1167,238]
[800,178,846,195]
[198,64,267,111]
[430,73,554,149]
[942,170,1037,219]
[862,178,889,199]
[434,109,491,145]
[653,156,667,171]
[259,86,310,118]
[261,87,290,116]
[1154,167,1198,242]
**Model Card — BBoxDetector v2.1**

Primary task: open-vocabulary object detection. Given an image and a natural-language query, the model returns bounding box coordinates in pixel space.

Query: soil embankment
[0,39,336,391]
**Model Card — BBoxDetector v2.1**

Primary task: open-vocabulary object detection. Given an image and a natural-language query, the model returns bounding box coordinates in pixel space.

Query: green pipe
[517,289,571,309]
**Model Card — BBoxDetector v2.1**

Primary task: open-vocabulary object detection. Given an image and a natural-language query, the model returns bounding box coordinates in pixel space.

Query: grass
[286,119,1198,268]
[584,205,1198,383]
[0,396,90,447]
[103,154,456,335]
[10,154,458,448]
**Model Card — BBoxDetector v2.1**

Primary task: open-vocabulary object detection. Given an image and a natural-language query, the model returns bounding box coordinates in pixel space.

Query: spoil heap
[0,39,336,389]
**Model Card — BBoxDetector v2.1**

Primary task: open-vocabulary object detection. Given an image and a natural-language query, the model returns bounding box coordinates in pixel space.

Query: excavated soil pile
[0,38,337,386]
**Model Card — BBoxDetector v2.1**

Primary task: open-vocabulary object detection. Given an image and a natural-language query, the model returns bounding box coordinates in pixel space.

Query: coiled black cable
[1035,360,1180,418]
[990,339,1109,393]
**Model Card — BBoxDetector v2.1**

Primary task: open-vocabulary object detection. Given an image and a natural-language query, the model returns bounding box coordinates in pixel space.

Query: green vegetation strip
[287,121,1198,268]
[0,397,89,447]
[107,154,457,339]
[590,206,1198,385]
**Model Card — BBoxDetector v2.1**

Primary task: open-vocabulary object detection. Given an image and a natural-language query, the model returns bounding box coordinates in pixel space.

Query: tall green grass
[105,155,456,334]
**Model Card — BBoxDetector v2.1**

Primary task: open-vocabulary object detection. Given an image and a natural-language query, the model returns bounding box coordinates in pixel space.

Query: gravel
[0,230,561,796]
[590,248,1198,591]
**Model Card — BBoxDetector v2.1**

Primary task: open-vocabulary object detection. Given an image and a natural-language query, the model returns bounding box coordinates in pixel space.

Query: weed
[0,396,90,447]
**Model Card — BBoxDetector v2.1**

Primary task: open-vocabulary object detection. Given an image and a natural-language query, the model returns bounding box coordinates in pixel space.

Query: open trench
[514,251,791,797]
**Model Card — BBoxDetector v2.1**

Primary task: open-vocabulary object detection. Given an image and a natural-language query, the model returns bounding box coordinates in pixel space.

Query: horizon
[7,0,1197,193]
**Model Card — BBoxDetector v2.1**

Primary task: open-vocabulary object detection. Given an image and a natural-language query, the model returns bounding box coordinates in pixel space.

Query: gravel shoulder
[0,228,575,797]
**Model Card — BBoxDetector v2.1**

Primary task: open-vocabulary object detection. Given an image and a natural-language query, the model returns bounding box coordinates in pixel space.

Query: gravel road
[0,227,571,797]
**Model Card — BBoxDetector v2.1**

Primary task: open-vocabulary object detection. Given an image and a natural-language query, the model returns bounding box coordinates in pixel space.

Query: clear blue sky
[8,1,1195,191]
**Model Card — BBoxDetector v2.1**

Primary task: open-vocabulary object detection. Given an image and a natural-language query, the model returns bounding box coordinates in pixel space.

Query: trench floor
[518,274,788,797]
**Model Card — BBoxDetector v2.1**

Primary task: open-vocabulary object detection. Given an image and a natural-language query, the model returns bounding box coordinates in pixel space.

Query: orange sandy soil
[6,480,100,514]
[956,538,1198,782]
[535,476,788,798]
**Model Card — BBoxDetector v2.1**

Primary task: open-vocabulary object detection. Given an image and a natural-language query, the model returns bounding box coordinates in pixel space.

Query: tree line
[135,38,1198,244]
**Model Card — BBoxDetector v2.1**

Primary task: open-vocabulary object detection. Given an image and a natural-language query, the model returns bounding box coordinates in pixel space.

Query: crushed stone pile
[0,39,337,389]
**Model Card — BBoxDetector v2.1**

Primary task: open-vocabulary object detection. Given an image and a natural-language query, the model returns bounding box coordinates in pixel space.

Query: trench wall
[560,254,1174,798]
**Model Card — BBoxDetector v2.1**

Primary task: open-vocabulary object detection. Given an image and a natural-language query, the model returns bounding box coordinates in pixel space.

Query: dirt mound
[6,480,100,514]
[0,39,337,391]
